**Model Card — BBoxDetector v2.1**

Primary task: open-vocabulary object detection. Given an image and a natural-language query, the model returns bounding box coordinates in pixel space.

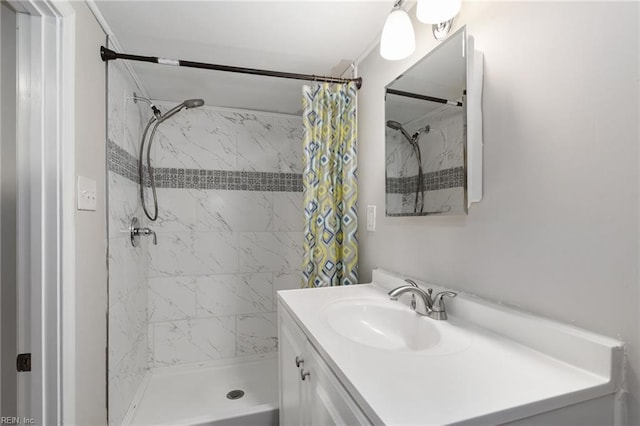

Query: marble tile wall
[107,61,151,425]
[413,104,464,176]
[145,102,304,367]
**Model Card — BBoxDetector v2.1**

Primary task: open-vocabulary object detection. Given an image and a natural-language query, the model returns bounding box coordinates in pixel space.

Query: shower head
[184,99,204,109]
[386,120,403,131]
[386,120,413,144]
[158,98,205,123]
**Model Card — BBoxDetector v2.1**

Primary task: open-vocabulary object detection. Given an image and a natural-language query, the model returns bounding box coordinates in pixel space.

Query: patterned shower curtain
[301,82,358,288]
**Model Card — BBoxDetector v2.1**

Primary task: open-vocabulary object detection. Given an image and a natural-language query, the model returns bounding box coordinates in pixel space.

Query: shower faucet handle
[139,227,157,245]
[129,217,158,246]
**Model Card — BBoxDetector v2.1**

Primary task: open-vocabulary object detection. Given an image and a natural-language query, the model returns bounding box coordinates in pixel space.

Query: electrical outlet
[366,205,376,231]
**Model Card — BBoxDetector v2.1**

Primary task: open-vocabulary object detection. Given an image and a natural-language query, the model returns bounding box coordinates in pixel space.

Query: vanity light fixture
[380,0,416,61]
[416,0,461,40]
[416,0,461,24]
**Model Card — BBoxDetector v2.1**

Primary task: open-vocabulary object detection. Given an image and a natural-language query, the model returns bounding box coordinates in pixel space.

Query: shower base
[124,355,278,426]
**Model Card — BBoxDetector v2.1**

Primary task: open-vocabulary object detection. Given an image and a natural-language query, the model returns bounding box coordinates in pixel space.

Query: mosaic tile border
[385,166,465,195]
[108,139,140,183]
[107,139,303,192]
[387,211,450,216]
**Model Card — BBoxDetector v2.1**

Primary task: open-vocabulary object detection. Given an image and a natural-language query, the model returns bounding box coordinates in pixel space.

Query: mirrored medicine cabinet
[385,26,483,217]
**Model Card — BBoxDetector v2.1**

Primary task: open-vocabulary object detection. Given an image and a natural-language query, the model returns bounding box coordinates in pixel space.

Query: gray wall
[0,0,17,418]
[357,2,639,424]
[71,1,108,424]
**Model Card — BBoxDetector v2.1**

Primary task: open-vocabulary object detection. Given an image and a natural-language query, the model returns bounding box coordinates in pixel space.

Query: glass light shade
[416,0,461,24]
[380,9,415,61]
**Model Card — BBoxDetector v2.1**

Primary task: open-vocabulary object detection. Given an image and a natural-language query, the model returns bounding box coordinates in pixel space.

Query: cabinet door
[278,306,308,426]
[305,342,371,426]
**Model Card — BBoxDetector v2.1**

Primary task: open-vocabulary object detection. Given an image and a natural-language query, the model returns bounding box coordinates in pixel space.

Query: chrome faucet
[129,217,158,247]
[388,279,457,320]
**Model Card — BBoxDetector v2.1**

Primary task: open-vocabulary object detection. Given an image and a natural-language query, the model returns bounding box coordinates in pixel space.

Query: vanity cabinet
[278,305,371,426]
[278,274,623,425]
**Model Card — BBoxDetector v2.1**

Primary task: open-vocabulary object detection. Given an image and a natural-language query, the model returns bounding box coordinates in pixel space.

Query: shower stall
[106,56,305,425]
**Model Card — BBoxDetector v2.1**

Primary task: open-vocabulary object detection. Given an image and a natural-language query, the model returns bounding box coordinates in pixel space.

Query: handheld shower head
[386,120,403,131]
[158,98,205,123]
[386,120,413,143]
[184,99,204,109]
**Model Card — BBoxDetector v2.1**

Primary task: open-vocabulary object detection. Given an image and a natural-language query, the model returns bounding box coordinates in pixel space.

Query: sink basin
[322,299,472,354]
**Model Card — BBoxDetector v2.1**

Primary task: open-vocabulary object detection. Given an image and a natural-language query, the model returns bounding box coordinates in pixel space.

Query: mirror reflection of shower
[135,95,205,221]
[386,120,430,213]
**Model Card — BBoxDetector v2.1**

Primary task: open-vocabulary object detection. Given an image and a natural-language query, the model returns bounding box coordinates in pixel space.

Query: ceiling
[94,0,394,114]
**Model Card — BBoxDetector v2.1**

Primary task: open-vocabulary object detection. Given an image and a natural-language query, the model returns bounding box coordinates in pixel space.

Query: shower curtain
[302,82,358,287]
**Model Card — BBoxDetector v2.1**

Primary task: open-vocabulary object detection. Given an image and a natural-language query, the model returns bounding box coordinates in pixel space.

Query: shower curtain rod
[386,88,463,107]
[100,46,362,89]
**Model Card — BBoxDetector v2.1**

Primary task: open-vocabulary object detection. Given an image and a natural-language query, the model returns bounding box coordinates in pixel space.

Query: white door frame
[9,0,75,424]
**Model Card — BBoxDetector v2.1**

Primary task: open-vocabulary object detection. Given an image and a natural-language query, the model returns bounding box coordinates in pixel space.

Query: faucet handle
[432,291,457,312]
[130,217,158,246]
[139,227,158,245]
[145,228,157,245]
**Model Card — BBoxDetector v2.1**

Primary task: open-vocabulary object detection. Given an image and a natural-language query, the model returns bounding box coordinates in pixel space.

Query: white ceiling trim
[84,0,150,98]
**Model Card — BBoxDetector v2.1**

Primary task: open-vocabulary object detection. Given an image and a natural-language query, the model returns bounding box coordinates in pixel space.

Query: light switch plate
[366,205,376,231]
[77,176,97,211]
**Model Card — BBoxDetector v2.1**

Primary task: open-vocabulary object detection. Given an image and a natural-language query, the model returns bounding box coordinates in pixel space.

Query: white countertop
[277,270,623,425]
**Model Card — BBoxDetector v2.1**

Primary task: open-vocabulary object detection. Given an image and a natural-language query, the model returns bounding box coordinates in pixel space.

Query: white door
[2,3,37,419]
[0,0,21,418]
[15,10,32,420]
[1,1,76,423]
